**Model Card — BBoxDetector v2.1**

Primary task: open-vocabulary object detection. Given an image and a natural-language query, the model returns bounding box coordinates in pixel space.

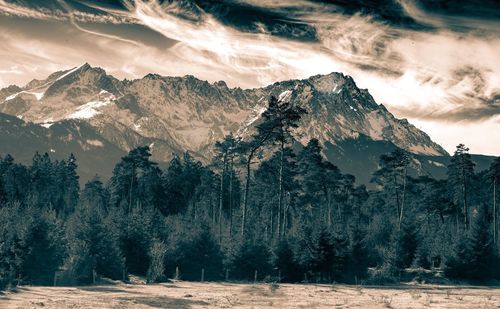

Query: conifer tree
[274,240,302,282]
[371,148,411,230]
[348,227,369,281]
[109,146,162,213]
[213,134,239,241]
[445,204,499,281]
[239,95,305,236]
[447,144,475,231]
[488,157,500,243]
[66,185,124,283]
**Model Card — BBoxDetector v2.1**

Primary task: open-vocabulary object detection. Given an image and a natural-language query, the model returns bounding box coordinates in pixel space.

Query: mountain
[0,112,125,182]
[0,64,492,184]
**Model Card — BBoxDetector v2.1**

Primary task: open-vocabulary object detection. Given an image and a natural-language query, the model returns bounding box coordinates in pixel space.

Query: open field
[1,281,499,308]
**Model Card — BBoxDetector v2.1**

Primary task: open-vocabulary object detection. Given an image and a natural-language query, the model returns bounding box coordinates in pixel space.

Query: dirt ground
[1,281,499,308]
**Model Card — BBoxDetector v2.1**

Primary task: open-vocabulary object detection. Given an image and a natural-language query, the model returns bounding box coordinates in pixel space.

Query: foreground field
[1,281,499,308]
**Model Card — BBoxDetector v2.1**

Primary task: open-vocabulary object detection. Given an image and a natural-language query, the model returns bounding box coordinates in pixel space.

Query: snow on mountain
[54,66,80,82]
[40,122,53,128]
[5,90,45,101]
[278,90,293,102]
[67,90,115,120]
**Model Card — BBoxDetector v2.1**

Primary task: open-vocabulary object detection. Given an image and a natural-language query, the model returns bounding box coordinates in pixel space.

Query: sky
[0,0,499,155]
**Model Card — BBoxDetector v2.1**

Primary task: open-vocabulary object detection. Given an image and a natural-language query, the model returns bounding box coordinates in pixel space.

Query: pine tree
[445,204,499,281]
[239,95,305,237]
[311,228,335,282]
[66,194,124,284]
[371,148,411,230]
[332,231,350,282]
[161,155,185,215]
[172,227,223,281]
[447,144,475,231]
[347,227,369,281]
[0,203,65,287]
[487,157,500,243]
[213,134,239,240]
[30,152,56,208]
[274,240,302,282]
[230,239,272,281]
[0,155,30,204]
[61,154,79,216]
[109,146,162,213]
[297,139,342,228]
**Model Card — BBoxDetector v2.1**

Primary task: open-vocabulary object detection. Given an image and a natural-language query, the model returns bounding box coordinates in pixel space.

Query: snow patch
[428,160,445,167]
[31,92,44,100]
[332,84,342,94]
[349,105,358,112]
[67,91,115,120]
[87,139,104,147]
[278,90,292,102]
[41,122,53,128]
[246,106,266,127]
[5,91,44,101]
[50,149,55,153]
[55,66,79,81]
[68,101,108,119]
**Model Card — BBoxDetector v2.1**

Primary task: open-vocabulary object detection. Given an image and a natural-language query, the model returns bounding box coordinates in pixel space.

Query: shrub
[147,239,167,283]
[230,239,272,281]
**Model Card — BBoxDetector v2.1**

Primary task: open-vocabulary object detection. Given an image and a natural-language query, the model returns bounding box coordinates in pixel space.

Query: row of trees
[0,96,499,289]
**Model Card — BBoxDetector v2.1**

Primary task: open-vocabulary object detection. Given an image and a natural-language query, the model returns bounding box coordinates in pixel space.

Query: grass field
[1,281,499,308]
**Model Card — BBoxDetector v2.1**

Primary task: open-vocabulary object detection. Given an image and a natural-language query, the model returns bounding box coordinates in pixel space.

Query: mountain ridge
[0,63,464,184]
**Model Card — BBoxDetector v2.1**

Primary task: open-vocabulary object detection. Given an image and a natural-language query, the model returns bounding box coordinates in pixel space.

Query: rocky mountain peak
[0,66,450,183]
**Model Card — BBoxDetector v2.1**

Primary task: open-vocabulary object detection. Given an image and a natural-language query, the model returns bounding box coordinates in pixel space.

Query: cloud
[397,0,500,35]
[0,0,133,24]
[412,116,500,156]
[0,0,499,154]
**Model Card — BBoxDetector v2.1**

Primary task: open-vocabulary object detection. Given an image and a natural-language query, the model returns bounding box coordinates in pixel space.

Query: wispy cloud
[0,0,133,24]
[0,0,498,154]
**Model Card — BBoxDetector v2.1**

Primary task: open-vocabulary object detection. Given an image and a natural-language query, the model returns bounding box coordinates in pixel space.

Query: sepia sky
[0,0,499,155]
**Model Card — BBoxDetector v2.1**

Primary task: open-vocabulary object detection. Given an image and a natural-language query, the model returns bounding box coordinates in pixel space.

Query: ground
[1,281,499,308]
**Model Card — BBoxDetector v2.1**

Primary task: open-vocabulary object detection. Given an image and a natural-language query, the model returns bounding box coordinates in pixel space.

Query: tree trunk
[322,185,331,228]
[398,166,407,231]
[229,159,234,239]
[241,132,272,236]
[283,191,290,238]
[128,165,135,215]
[192,200,197,221]
[269,198,274,240]
[338,188,344,221]
[277,140,284,240]
[219,166,226,244]
[327,191,332,228]
[463,170,468,231]
[211,192,215,227]
[494,179,497,243]
[394,174,400,221]
[241,150,255,236]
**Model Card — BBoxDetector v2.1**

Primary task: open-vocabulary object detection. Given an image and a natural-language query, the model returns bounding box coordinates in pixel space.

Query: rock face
[0,64,452,183]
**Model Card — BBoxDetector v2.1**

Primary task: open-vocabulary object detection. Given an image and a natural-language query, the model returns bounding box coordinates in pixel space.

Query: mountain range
[0,63,493,184]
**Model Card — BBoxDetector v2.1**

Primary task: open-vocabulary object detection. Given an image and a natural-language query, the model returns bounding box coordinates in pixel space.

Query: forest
[0,96,499,289]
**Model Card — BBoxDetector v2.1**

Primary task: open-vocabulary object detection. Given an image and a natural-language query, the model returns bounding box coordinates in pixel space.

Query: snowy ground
[1,281,499,308]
